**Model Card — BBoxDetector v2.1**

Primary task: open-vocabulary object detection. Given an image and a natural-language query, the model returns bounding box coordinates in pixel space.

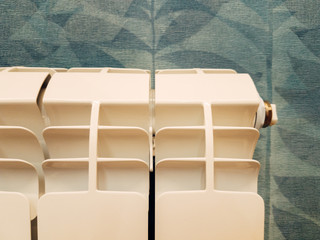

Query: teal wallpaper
[1,0,319,239]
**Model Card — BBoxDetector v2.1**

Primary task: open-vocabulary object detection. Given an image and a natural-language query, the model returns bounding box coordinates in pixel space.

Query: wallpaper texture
[0,0,319,239]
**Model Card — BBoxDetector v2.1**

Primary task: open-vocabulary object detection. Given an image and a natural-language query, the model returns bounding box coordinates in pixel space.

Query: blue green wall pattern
[1,0,319,239]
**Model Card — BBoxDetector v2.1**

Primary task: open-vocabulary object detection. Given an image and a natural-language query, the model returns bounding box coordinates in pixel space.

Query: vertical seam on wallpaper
[265,1,274,239]
[151,0,155,89]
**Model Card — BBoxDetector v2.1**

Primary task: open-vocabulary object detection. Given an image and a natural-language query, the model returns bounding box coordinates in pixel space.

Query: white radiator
[0,67,277,240]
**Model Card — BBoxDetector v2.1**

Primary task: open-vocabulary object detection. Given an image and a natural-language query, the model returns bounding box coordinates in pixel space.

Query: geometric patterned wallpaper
[0,0,319,239]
